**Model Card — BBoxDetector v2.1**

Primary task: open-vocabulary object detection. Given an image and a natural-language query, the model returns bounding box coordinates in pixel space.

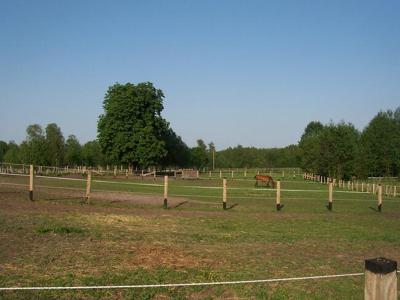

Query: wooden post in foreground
[222,178,227,210]
[394,186,397,198]
[327,180,333,211]
[85,171,92,204]
[377,184,382,212]
[29,164,34,201]
[276,180,282,211]
[365,257,397,300]
[163,176,168,209]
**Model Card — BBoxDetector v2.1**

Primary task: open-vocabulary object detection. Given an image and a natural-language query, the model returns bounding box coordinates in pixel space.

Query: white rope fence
[0,173,377,194]
[0,272,368,291]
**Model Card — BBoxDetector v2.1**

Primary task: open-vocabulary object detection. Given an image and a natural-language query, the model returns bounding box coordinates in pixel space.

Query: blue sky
[1,0,399,149]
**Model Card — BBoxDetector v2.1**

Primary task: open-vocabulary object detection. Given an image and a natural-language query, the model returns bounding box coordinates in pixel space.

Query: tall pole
[212,147,215,170]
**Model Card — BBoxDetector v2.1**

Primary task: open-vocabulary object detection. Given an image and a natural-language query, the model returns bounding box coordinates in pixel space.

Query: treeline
[0,81,398,177]
[0,124,108,167]
[0,124,214,169]
[215,145,300,168]
[299,108,400,179]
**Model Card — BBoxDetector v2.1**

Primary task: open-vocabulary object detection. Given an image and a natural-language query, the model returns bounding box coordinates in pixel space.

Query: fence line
[0,173,396,196]
[0,272,368,291]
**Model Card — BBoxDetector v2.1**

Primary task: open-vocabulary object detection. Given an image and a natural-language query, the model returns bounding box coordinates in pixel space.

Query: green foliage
[98,82,168,168]
[45,123,65,166]
[360,109,400,176]
[65,135,82,166]
[216,144,300,168]
[81,140,106,166]
[0,140,8,162]
[298,108,400,179]
[190,139,209,169]
[19,124,48,165]
[299,121,360,179]
[160,128,191,167]
[3,142,21,163]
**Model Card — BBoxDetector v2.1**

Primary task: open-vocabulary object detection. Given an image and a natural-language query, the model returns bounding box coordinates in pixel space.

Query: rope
[0,272,365,291]
[0,173,396,196]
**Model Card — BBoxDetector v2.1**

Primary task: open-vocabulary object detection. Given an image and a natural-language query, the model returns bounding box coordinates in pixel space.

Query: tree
[0,141,8,162]
[45,123,65,166]
[81,140,106,166]
[160,128,191,167]
[19,124,47,165]
[98,82,168,168]
[360,109,400,176]
[298,121,324,173]
[65,135,82,166]
[190,139,209,169]
[3,142,20,163]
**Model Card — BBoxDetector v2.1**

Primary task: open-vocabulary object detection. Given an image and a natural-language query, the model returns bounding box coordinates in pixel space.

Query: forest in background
[0,83,399,180]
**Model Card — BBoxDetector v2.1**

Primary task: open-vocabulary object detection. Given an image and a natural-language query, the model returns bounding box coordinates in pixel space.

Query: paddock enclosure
[0,164,399,299]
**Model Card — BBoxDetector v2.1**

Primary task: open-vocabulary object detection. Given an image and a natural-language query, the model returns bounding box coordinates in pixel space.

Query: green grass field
[0,173,399,299]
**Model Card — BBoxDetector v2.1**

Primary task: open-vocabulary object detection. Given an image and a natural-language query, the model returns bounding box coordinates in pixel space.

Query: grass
[0,174,399,299]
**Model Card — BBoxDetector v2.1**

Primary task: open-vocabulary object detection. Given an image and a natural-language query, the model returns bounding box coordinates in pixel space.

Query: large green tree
[360,109,400,176]
[98,82,168,168]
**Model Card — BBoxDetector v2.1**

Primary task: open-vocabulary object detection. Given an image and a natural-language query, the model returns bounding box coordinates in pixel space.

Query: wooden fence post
[220,170,222,179]
[365,257,397,300]
[276,180,282,211]
[378,184,382,212]
[29,164,34,201]
[86,171,92,204]
[163,176,168,209]
[394,186,397,198]
[113,166,117,178]
[372,183,376,194]
[231,170,234,178]
[222,178,227,210]
[327,180,333,211]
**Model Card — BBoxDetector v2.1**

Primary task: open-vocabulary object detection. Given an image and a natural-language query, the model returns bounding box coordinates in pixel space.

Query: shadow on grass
[226,203,239,210]
[172,201,189,208]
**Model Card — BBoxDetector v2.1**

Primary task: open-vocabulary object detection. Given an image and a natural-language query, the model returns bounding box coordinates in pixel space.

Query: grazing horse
[255,174,276,188]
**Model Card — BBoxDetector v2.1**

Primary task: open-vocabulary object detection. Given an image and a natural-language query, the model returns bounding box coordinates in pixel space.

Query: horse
[255,174,276,188]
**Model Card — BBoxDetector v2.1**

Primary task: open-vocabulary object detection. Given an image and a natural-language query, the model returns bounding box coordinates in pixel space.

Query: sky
[0,0,399,150]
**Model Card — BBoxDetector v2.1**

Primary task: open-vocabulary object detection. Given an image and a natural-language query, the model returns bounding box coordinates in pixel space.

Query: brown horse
[255,174,276,188]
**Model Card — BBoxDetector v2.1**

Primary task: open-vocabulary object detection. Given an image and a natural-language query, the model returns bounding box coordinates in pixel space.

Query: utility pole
[212,147,215,170]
